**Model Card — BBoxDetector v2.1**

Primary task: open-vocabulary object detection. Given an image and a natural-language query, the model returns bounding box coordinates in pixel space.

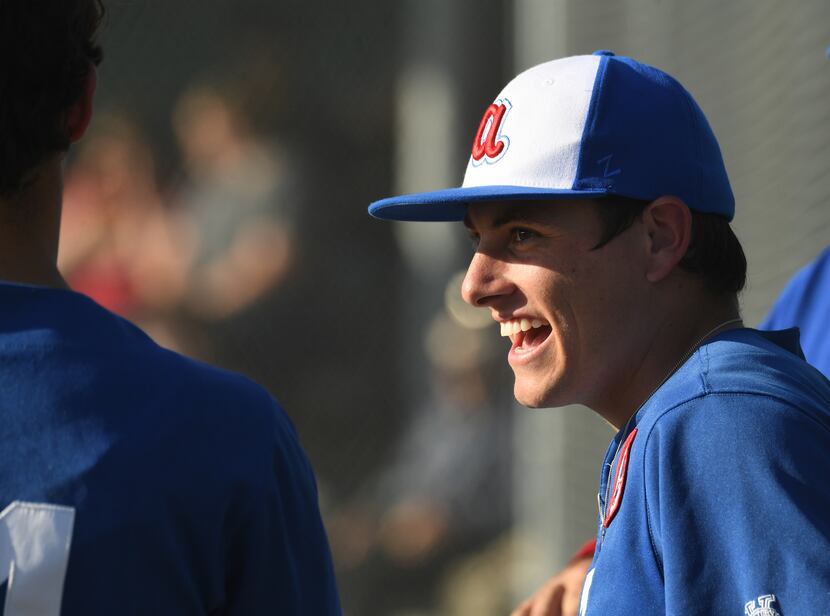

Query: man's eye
[467,233,480,250]
[511,228,537,243]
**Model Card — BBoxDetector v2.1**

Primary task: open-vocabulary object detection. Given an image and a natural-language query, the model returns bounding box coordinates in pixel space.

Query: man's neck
[595,297,742,430]
[0,157,67,289]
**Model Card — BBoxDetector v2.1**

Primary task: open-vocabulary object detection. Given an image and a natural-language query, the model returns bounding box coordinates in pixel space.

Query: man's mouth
[499,318,552,353]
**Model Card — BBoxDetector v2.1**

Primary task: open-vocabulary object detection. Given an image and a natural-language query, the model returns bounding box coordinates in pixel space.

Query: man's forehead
[462,199,596,230]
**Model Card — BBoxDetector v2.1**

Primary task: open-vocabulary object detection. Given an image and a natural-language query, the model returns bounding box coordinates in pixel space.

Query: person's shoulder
[645,381,829,443]
[637,371,830,514]
[638,328,830,446]
[699,328,830,415]
[762,245,830,330]
[150,343,289,430]
[139,344,310,492]
[635,332,830,616]
[42,290,300,457]
[761,246,830,376]
[89,309,293,450]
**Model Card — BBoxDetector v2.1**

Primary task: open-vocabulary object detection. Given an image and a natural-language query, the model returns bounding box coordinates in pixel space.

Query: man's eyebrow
[464,205,556,231]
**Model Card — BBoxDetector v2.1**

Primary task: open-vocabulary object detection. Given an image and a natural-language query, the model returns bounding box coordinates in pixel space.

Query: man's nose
[461,251,512,308]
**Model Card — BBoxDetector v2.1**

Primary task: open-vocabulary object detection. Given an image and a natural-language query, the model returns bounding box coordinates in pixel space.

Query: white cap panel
[462,55,601,190]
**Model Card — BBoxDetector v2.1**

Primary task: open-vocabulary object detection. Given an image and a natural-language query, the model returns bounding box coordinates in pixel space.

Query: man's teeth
[499,319,545,337]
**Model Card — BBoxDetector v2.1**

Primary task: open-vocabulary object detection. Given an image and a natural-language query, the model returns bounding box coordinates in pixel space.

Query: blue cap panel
[575,55,735,219]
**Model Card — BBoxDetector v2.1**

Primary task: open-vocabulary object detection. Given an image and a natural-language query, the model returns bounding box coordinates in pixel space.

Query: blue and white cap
[369,51,734,221]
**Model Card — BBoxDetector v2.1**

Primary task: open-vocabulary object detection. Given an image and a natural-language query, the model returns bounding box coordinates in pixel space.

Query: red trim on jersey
[603,428,638,528]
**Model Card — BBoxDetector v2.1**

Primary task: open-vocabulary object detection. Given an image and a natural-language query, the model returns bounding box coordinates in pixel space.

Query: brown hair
[594,196,747,296]
[0,0,105,197]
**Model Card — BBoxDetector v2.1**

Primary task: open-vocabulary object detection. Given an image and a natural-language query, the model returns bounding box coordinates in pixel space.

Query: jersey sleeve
[223,392,342,615]
[643,394,830,615]
[759,247,830,377]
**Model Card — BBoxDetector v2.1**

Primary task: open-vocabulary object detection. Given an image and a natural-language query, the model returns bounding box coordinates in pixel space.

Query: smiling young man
[369,51,830,615]
[0,1,340,613]
[461,196,745,428]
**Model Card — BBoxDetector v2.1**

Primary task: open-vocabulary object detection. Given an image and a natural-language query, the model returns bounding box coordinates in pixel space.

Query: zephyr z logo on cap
[369,50,735,223]
[471,99,512,166]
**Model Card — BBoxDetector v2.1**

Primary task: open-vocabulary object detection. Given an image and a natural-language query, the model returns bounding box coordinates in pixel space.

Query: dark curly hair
[0,0,105,197]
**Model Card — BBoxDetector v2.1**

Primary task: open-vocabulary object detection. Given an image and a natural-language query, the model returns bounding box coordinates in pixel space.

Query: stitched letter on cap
[471,99,511,165]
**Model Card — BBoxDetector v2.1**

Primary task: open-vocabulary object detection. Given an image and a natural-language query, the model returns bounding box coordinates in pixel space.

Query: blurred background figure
[172,80,296,327]
[167,75,302,387]
[330,274,515,616]
[59,113,190,351]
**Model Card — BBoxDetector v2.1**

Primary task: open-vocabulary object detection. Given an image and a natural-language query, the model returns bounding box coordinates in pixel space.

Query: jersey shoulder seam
[641,389,830,576]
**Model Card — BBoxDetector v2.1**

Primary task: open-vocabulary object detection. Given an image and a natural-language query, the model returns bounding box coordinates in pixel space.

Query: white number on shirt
[0,501,75,616]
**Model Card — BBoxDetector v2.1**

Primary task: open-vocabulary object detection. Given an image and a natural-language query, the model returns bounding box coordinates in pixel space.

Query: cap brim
[368,185,610,221]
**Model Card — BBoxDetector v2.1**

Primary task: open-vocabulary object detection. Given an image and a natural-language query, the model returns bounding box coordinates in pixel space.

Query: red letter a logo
[471,100,511,163]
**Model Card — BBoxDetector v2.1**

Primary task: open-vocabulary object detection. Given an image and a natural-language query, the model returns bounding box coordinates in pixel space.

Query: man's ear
[641,196,692,283]
[67,65,97,143]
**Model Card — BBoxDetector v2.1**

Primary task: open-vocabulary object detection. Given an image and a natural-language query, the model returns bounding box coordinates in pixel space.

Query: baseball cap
[369,50,734,222]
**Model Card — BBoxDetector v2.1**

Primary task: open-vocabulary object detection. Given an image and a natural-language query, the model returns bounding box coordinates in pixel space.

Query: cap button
[593,50,616,56]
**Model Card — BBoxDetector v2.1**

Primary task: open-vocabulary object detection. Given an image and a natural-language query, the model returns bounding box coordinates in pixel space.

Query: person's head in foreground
[0,0,103,286]
[1,0,103,194]
[370,50,746,428]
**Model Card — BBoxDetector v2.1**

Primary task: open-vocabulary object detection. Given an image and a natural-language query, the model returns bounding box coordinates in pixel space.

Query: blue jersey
[580,328,830,616]
[0,282,341,615]
[760,246,830,377]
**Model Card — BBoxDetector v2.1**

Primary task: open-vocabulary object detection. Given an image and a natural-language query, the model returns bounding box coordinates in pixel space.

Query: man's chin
[513,378,575,409]
[513,381,558,409]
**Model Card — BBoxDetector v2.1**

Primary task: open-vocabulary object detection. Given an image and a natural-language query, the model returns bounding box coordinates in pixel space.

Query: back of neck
[0,157,67,289]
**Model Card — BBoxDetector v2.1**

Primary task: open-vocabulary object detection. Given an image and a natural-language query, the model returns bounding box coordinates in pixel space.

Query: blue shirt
[760,246,830,377]
[580,328,830,615]
[0,282,341,615]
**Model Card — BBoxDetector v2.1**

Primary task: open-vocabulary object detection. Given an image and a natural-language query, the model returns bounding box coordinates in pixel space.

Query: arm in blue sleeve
[645,394,830,615]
